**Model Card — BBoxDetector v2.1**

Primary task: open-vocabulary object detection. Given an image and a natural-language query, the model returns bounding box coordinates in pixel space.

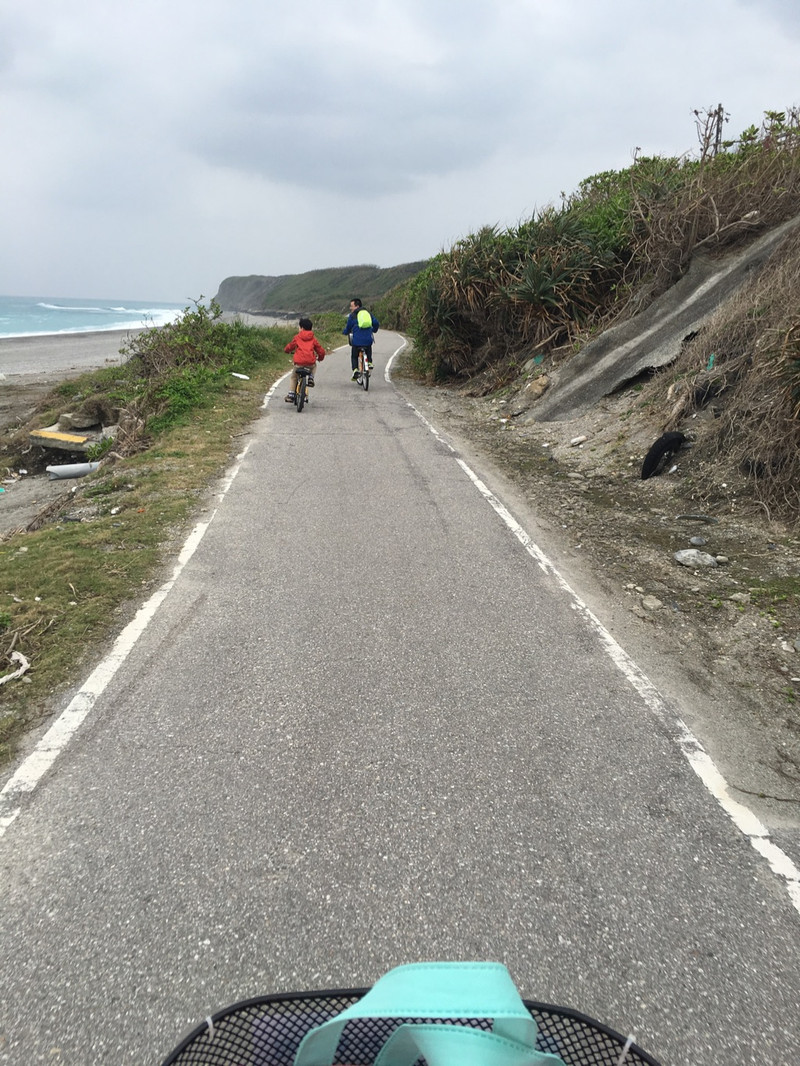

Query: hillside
[214,261,427,315]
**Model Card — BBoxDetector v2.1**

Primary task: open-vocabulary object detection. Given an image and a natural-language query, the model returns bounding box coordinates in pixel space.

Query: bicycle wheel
[296,376,306,412]
[357,349,369,391]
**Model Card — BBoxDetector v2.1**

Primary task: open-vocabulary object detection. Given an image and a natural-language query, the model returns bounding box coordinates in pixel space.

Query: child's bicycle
[355,347,371,391]
[159,985,662,1066]
[292,366,313,412]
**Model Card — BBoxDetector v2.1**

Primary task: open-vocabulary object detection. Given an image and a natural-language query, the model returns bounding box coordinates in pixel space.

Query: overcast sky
[2,0,798,301]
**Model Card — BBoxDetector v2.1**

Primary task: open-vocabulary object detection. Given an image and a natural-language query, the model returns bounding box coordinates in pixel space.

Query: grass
[0,313,341,766]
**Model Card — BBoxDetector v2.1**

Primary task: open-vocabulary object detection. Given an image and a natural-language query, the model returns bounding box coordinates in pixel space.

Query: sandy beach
[0,328,136,382]
[0,314,294,385]
[0,331,142,534]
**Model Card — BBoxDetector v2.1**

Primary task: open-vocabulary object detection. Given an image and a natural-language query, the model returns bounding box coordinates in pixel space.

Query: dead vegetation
[384,105,800,526]
[658,225,800,520]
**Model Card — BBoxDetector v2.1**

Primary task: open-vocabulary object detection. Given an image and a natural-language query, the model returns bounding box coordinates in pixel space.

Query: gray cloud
[2,0,799,298]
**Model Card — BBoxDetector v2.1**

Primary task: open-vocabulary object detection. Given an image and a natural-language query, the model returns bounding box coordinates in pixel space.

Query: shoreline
[0,329,137,383]
[0,313,293,535]
[0,315,293,387]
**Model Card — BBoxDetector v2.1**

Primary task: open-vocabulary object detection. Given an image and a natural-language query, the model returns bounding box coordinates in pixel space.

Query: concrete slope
[534,215,800,422]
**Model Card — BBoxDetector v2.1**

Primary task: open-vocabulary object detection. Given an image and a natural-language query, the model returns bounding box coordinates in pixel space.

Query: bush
[402,105,800,383]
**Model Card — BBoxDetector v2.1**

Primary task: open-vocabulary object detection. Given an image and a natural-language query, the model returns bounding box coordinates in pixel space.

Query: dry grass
[652,227,800,520]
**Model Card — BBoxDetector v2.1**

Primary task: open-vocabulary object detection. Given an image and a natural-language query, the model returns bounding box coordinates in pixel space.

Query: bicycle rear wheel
[296,376,306,412]
[358,349,369,391]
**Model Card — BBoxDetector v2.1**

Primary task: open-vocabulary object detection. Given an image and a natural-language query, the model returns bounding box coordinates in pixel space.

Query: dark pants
[351,343,373,371]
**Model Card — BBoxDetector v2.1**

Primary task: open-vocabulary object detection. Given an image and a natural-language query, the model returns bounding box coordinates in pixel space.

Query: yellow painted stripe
[30,430,90,444]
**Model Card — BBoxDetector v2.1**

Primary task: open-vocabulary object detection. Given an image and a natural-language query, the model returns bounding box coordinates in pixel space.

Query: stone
[59,411,102,431]
[674,548,718,568]
[524,375,549,400]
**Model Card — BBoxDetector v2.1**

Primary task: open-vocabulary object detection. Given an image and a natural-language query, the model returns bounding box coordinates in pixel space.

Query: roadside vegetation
[376,105,800,521]
[0,304,341,764]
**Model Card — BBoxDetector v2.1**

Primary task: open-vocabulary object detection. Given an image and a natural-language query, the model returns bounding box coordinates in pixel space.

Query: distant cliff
[213,261,428,314]
[214,275,289,312]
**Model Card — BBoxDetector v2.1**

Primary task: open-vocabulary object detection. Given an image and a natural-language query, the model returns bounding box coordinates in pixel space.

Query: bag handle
[293,962,565,1066]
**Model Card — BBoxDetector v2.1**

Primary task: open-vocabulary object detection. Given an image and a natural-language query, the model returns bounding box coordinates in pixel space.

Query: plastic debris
[46,462,101,480]
[0,652,30,687]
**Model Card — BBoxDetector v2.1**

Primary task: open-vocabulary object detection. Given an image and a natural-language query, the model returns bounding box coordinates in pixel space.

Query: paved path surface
[1,332,798,1064]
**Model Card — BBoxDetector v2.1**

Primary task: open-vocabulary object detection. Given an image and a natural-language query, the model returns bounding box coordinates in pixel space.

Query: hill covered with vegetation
[214,261,428,315]
[378,105,800,522]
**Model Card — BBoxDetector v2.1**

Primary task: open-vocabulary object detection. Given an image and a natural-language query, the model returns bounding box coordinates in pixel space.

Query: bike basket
[160,989,661,1066]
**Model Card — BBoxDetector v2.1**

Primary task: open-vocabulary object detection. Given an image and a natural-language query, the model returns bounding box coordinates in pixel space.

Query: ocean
[0,295,185,339]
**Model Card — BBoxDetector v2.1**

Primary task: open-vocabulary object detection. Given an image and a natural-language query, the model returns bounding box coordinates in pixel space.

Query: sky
[2,0,799,302]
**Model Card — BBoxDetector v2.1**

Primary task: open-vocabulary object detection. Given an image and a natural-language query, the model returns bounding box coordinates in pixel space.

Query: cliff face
[213,275,289,312]
[213,261,428,314]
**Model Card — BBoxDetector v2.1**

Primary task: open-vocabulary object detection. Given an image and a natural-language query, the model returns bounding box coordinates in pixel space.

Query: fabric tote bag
[292,961,566,1066]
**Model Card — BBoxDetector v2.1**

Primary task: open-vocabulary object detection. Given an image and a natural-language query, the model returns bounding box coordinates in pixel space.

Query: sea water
[0,295,185,338]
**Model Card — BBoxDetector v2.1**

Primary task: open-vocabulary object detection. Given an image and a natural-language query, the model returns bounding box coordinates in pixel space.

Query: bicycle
[355,347,371,391]
[292,365,313,413]
[159,987,661,1065]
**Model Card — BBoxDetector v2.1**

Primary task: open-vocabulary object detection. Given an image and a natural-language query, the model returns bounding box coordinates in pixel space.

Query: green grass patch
[0,308,342,765]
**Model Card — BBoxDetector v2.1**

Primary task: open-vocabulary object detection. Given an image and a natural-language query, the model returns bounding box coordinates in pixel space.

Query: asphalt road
[1,332,798,1064]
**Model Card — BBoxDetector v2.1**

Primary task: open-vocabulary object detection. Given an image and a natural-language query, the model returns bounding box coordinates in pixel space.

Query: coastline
[0,315,292,385]
[0,328,137,382]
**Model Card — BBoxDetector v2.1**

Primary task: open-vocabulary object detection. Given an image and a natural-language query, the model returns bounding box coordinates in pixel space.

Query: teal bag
[293,962,566,1066]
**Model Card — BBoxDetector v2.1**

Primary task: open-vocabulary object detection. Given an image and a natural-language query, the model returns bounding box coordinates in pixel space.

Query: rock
[689,536,707,546]
[642,595,663,611]
[570,435,588,446]
[59,412,101,431]
[524,375,549,400]
[729,592,751,605]
[674,548,718,568]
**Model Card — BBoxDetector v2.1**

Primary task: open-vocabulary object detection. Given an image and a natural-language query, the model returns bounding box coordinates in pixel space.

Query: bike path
[0,332,798,1064]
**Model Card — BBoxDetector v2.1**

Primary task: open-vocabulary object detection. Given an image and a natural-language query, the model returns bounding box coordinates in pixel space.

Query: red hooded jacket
[284,329,325,367]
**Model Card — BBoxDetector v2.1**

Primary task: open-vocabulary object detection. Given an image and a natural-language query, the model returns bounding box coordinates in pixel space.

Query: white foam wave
[2,310,182,338]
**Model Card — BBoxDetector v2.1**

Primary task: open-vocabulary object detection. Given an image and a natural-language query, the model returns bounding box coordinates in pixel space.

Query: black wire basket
[160,989,661,1065]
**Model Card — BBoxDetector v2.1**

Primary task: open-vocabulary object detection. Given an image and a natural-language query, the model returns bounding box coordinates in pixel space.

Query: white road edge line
[6,343,798,917]
[0,376,295,840]
[387,349,800,916]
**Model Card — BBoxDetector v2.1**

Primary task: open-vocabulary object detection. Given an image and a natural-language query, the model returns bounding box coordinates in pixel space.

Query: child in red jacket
[284,317,326,402]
